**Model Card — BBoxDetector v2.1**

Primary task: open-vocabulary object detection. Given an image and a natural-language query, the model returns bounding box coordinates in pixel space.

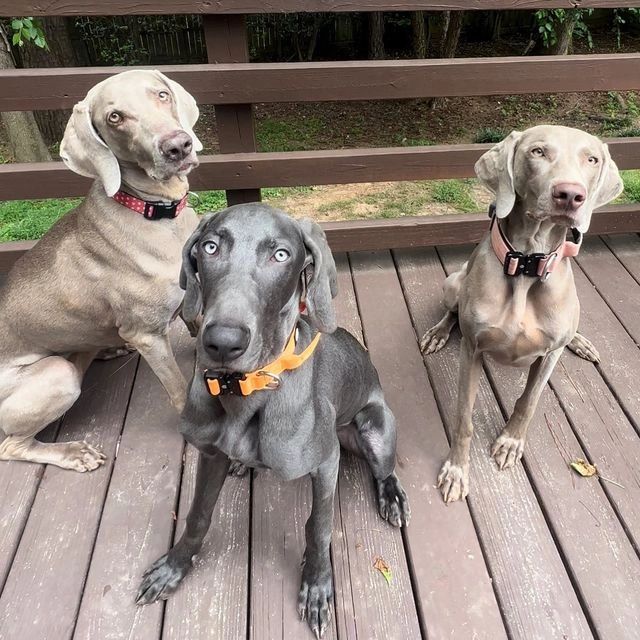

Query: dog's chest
[202,401,325,481]
[469,285,576,365]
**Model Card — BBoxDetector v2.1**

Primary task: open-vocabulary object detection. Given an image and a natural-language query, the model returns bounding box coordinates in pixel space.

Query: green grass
[430,179,477,212]
[0,198,81,242]
[620,170,640,203]
[256,117,325,152]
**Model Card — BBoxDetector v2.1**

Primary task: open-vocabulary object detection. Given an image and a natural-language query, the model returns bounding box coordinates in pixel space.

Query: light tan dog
[0,70,202,471]
[421,125,623,503]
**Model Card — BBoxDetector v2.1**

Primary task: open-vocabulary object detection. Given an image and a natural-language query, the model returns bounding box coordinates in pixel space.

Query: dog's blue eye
[203,241,218,255]
[273,249,290,263]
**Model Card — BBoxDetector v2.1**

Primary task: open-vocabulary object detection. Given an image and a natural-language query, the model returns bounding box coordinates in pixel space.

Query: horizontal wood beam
[0,1,637,16]
[2,138,640,201]
[3,54,640,112]
[2,207,639,271]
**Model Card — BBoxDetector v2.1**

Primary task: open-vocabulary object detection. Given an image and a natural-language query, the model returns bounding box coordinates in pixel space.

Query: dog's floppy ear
[154,70,203,152]
[475,130,522,218]
[60,101,121,197]
[578,142,623,233]
[299,218,338,334]
[180,214,213,325]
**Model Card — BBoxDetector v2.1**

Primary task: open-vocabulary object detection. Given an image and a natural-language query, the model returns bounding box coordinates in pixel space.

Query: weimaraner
[135,204,410,638]
[0,70,202,472]
[420,125,623,503]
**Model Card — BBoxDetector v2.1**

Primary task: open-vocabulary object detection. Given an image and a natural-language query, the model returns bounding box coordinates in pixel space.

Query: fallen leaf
[570,458,597,477]
[373,556,392,585]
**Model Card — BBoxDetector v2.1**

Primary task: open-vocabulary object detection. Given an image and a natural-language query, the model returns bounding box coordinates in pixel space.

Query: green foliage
[533,9,593,50]
[612,9,640,49]
[474,128,506,144]
[9,17,47,49]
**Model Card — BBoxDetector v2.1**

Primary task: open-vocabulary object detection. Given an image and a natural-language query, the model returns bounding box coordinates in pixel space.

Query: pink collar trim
[490,214,582,280]
[113,190,188,220]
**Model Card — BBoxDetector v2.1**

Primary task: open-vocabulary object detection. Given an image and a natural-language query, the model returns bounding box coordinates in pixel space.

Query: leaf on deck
[373,555,392,585]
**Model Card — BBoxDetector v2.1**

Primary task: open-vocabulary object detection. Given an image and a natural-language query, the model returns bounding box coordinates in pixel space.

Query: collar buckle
[203,370,245,396]
[143,200,180,220]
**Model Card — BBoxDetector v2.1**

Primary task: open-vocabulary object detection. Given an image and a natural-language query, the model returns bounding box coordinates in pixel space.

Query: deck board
[1,241,640,639]
[350,250,507,640]
[73,331,190,640]
[0,356,138,640]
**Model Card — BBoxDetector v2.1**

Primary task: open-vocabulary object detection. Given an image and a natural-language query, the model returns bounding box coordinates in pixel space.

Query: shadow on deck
[1,235,640,640]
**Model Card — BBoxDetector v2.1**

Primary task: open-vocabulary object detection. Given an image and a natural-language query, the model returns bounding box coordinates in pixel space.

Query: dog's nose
[202,324,250,362]
[159,131,193,162]
[552,183,586,212]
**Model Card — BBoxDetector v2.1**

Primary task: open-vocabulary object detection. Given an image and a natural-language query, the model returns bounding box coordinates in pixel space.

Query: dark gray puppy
[136,203,410,638]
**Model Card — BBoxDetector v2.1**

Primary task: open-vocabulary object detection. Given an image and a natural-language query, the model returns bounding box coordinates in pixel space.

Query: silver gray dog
[0,70,201,471]
[136,204,410,638]
[421,125,623,503]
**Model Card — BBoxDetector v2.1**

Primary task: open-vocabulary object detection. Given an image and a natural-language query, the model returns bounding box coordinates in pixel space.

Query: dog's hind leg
[567,332,600,363]
[137,449,230,605]
[298,446,339,639]
[0,354,106,471]
[340,396,410,527]
[420,263,466,355]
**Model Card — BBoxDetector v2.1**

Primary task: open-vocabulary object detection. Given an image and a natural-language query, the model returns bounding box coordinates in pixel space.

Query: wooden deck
[2,235,640,640]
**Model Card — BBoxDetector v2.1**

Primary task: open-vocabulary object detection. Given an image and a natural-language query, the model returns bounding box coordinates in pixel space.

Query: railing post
[203,15,261,206]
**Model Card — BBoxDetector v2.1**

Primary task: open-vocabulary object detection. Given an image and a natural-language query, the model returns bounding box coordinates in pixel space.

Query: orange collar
[204,329,321,397]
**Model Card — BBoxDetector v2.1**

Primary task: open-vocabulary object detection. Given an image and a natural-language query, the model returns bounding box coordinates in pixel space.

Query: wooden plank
[601,232,640,284]
[547,265,640,551]
[331,254,420,640]
[0,1,638,17]
[203,15,260,206]
[438,244,640,638]
[250,473,339,640]
[163,446,250,640]
[576,236,640,343]
[2,207,640,274]
[395,247,592,639]
[3,139,640,200]
[0,355,138,639]
[4,54,640,111]
[0,420,59,593]
[349,250,507,639]
[72,329,190,640]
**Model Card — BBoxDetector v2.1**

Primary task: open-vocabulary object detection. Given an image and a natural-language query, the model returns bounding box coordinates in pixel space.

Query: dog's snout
[552,182,586,212]
[203,324,250,362]
[159,131,193,162]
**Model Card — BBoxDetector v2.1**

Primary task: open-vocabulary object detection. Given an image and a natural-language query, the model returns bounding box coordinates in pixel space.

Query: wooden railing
[1,0,640,267]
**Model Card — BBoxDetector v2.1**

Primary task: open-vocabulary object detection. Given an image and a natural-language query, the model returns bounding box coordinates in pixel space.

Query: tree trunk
[440,10,464,58]
[368,11,385,60]
[549,11,578,55]
[411,11,427,59]
[20,17,78,146]
[306,14,323,61]
[0,25,51,162]
[430,11,465,109]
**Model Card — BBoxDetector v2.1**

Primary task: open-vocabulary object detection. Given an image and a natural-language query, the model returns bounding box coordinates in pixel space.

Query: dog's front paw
[491,434,525,470]
[376,473,411,527]
[298,566,333,639]
[568,332,600,363]
[136,552,191,605]
[437,459,469,503]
